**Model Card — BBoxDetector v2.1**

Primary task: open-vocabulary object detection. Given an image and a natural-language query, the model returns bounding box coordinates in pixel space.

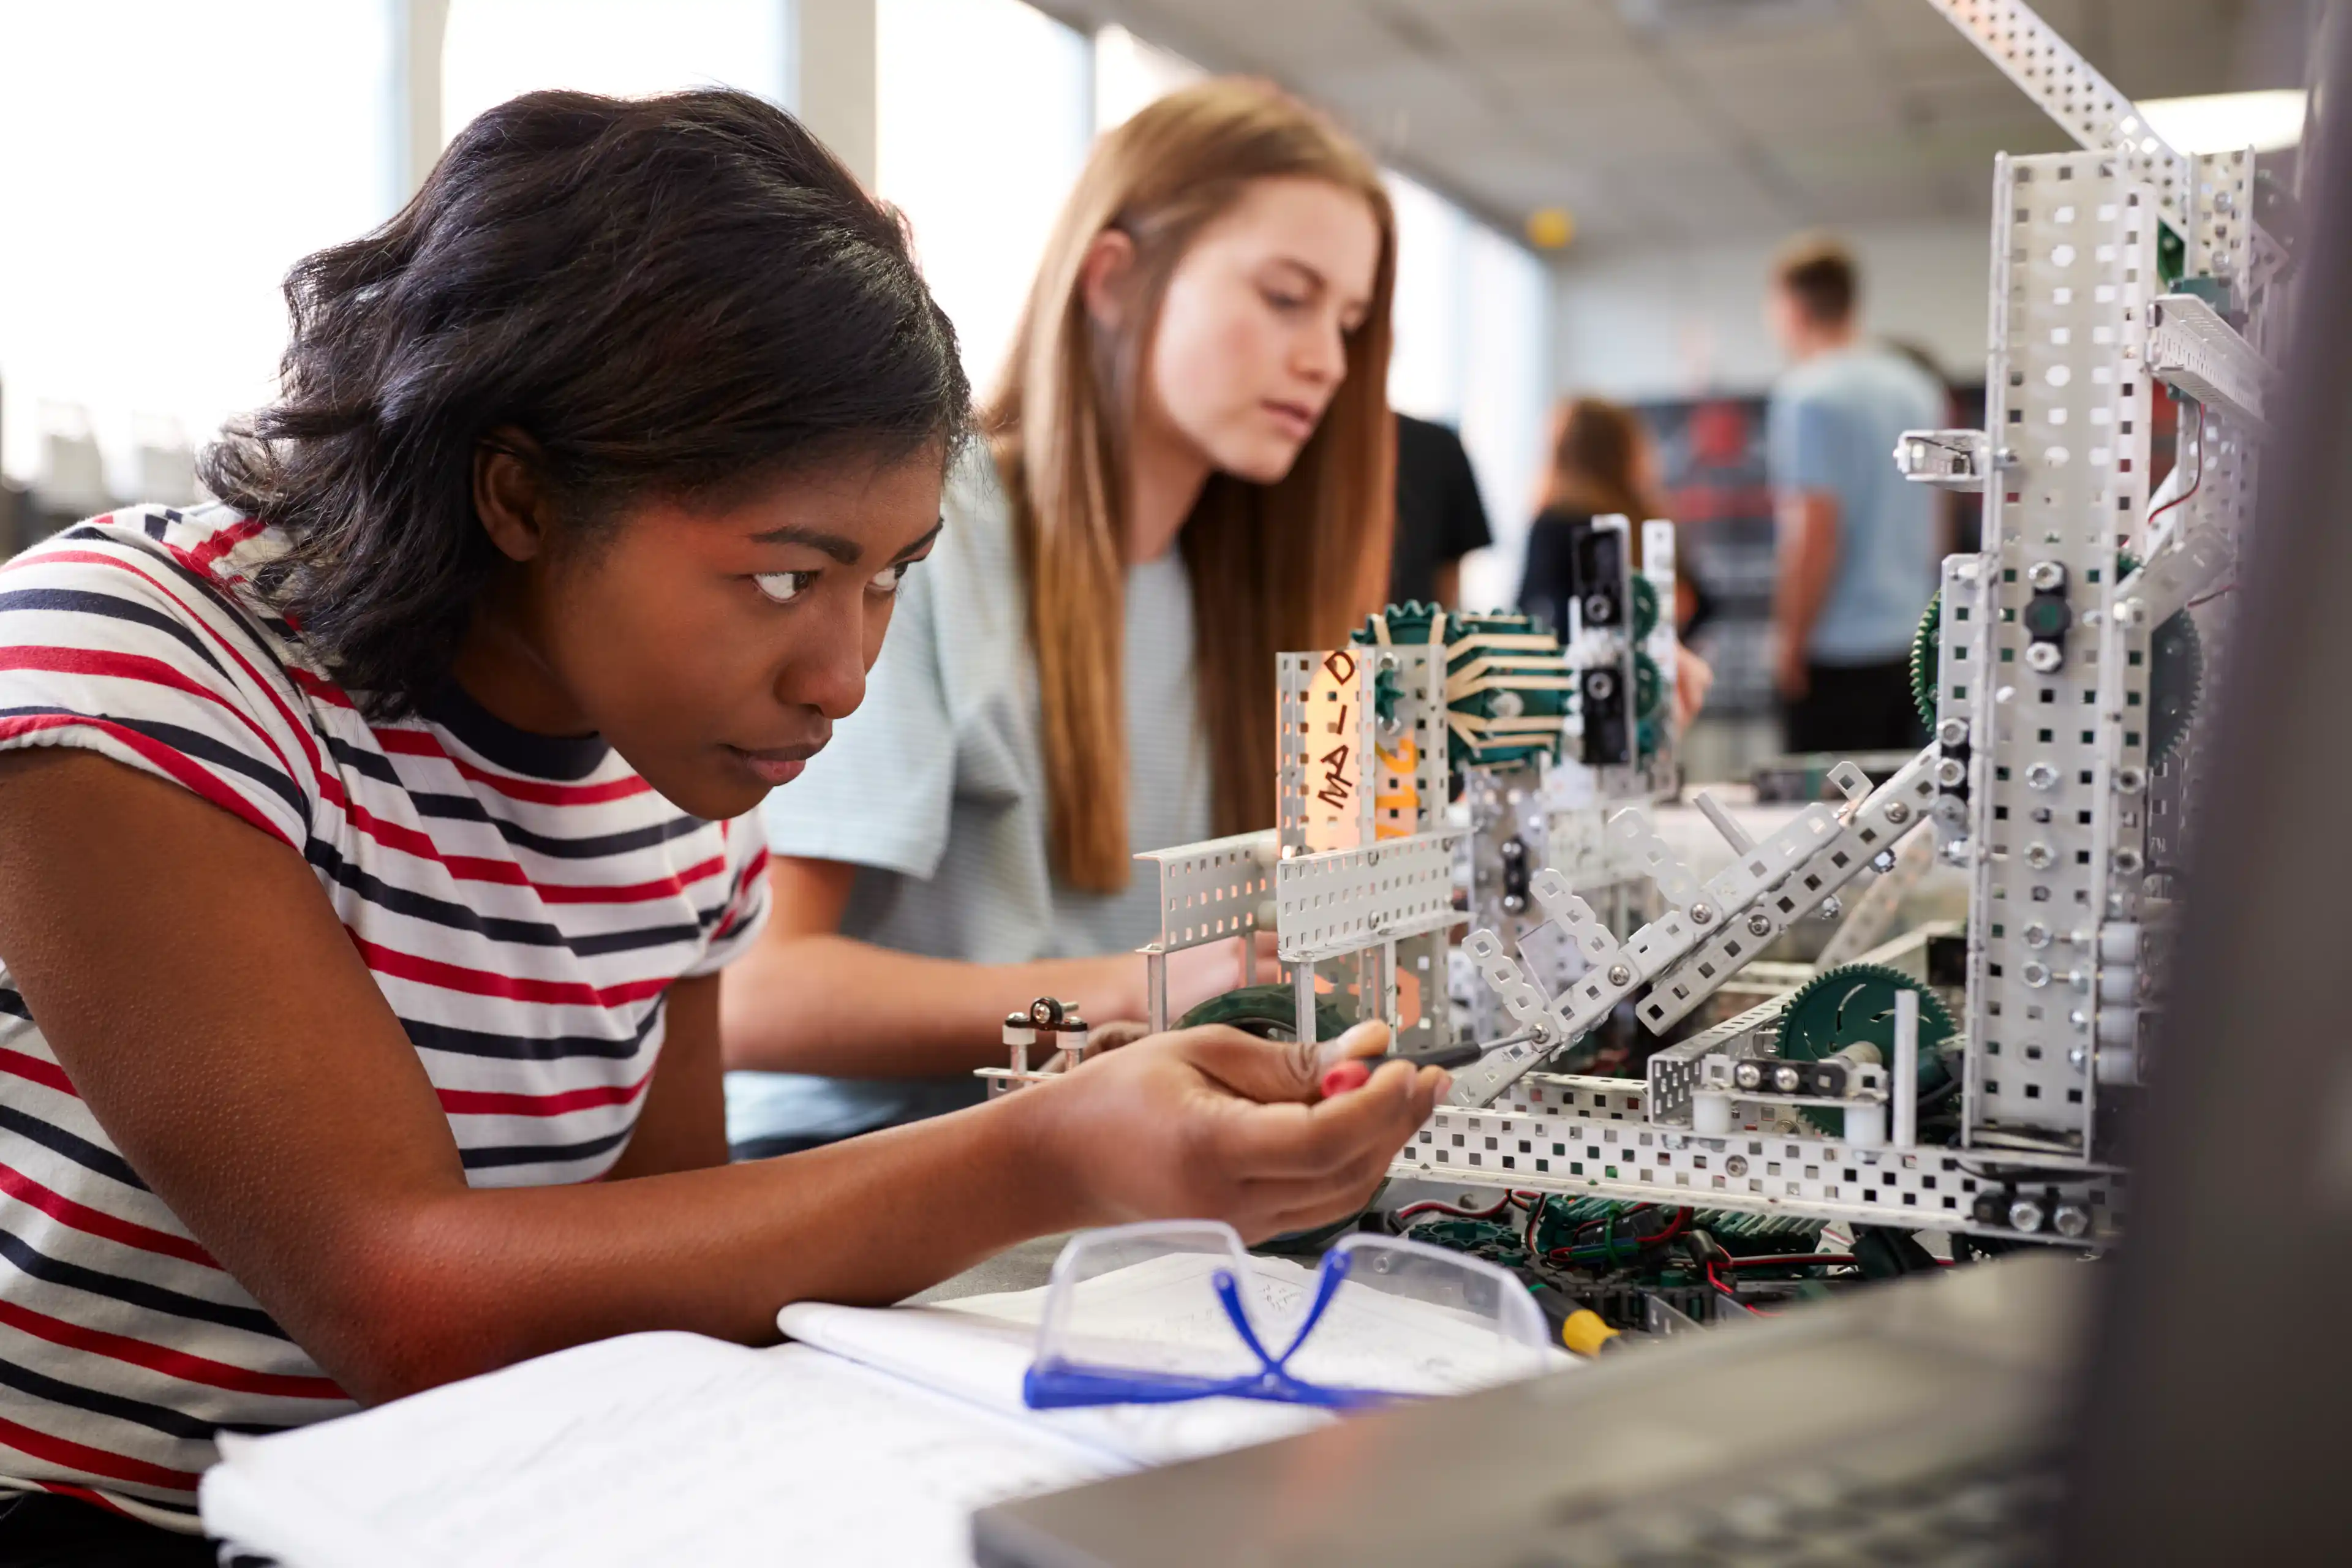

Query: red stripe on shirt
[535,854,727,905]
[22,548,324,794]
[0,645,294,782]
[33,1480,143,1518]
[0,1298,342,1402]
[0,1162,217,1270]
[0,714,294,849]
[0,1413,200,1491]
[0,1049,75,1098]
[182,516,264,575]
[290,668,357,709]
[348,933,672,1008]
[437,1062,657,1118]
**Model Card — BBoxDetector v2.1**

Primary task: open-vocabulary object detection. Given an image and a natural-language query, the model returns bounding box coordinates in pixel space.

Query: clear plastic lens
[1030,1221,1551,1405]
[1033,1223,1264,1383]
[1282,1234,1552,1396]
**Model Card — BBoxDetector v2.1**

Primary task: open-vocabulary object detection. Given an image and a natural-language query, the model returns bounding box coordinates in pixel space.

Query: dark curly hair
[201,88,970,718]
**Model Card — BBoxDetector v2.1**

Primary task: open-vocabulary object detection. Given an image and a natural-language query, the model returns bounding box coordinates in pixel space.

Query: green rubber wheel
[1179,982,1353,1044]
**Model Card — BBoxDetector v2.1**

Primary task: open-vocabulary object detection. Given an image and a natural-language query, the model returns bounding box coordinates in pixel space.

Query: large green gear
[1774,963,1957,1137]
[1179,982,1352,1044]
[1905,557,2203,763]
[1352,602,1570,780]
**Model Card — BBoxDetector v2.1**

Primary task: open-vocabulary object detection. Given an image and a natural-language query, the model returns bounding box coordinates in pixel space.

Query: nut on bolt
[2025,642,2064,674]
[1689,903,1714,925]
[1936,717,1970,748]
[1746,912,1773,937]
[1934,757,1967,789]
[1606,963,1633,987]
[1771,1065,1803,1094]
[1886,801,1912,824]
[2027,560,2067,592]
[1733,1061,1765,1091]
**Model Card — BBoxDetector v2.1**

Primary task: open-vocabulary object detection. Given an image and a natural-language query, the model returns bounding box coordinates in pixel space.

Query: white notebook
[202,1252,1568,1566]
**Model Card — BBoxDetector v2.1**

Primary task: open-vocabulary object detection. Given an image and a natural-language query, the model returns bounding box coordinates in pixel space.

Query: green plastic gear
[2147,605,2202,764]
[1634,652,1667,760]
[1909,592,1942,731]
[1179,982,1352,1044]
[1906,556,2203,762]
[1632,575,1660,641]
[1351,603,1570,782]
[1774,963,1957,1137]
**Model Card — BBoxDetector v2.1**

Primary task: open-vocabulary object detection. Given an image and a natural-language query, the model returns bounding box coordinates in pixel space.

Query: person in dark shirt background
[1518,396,1714,726]
[1389,411,1492,608]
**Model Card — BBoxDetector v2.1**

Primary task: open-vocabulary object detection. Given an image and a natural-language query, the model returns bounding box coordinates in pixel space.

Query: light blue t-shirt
[724,452,1212,1150]
[1767,345,1945,664]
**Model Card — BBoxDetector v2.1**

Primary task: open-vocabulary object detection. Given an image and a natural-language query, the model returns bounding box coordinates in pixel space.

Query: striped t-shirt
[0,503,771,1528]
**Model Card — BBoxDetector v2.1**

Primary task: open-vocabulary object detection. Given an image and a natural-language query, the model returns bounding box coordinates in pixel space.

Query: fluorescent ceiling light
[2135,89,2307,154]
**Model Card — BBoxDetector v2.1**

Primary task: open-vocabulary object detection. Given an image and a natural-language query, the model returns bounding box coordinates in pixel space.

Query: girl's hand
[1019,1019,1440,1243]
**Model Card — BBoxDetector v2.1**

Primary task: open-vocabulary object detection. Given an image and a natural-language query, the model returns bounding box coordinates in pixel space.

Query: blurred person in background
[1518,395,1713,725]
[1763,235,1943,754]
[722,81,1400,1159]
[1389,411,1490,609]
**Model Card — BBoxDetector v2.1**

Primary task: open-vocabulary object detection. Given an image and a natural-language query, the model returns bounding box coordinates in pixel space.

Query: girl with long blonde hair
[722,80,1400,1156]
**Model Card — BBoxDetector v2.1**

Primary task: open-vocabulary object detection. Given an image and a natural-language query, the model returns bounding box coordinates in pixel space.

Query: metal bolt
[2024,923,2052,949]
[1733,1061,1765,1091]
[1491,688,1526,719]
[2021,961,2051,988]
[2051,1204,2092,1240]
[1886,801,1913,824]
[1872,851,1898,873]
[1932,757,1967,789]
[1501,894,1525,914]
[1747,912,1773,937]
[1940,836,1972,864]
[2026,762,2060,791]
[1689,903,1714,925]
[1937,717,1971,748]
[1606,964,1633,988]
[1771,1065,1804,1094]
[1499,837,1525,860]
[2025,642,2063,673]
[2025,842,2055,870]
[1935,797,1969,826]
[1583,592,1615,624]
[2114,598,2148,628]
[1587,671,1616,700]
[2068,1046,2089,1069]
[1726,1155,1749,1177]
[2112,847,2144,876]
[1817,897,1844,921]
[2007,1195,2049,1234]
[2115,766,2146,794]
[2028,560,2067,592]
[1375,650,1399,672]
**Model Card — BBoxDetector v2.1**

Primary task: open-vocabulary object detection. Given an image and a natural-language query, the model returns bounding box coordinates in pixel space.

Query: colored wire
[1705,1259,1776,1317]
[1395,1196,1513,1222]
[1714,1254,1855,1270]
[2146,403,2205,530]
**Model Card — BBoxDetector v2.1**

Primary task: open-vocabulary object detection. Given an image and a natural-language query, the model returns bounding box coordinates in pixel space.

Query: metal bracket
[2147,293,2275,434]
[1895,428,2008,491]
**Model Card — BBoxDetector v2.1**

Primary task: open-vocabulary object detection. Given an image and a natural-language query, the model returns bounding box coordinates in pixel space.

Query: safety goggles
[1022,1221,1552,1412]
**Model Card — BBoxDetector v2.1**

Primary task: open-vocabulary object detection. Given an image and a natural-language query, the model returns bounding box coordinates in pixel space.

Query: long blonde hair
[988,80,1397,893]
